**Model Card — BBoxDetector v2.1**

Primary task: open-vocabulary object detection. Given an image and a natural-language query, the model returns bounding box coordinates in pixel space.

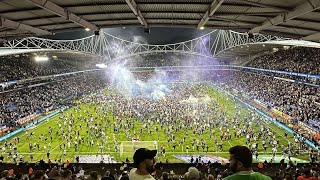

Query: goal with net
[120,140,158,157]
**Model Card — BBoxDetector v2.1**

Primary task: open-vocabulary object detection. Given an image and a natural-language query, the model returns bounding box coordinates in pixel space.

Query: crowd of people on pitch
[247,47,320,75]
[72,83,310,160]
[1,82,312,165]
[0,72,107,134]
[1,146,320,180]
[0,55,97,82]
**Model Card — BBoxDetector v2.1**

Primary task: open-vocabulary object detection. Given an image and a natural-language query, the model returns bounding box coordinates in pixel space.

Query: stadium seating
[0,71,107,135]
[247,47,320,74]
[0,161,318,180]
[216,71,319,124]
[0,54,97,82]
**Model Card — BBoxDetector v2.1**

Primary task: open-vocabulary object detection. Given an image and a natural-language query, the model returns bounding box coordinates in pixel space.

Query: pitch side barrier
[127,65,320,80]
[0,69,103,85]
[235,66,320,80]
[213,84,318,150]
[0,107,68,142]
[1,66,318,87]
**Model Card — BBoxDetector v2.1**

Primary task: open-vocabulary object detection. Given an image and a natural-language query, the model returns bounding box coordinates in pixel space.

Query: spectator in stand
[184,167,200,180]
[88,171,100,180]
[247,47,320,75]
[119,172,129,180]
[47,166,59,179]
[0,170,9,180]
[71,174,78,180]
[207,174,215,180]
[32,170,47,180]
[62,170,72,180]
[223,146,271,180]
[161,172,169,180]
[101,170,115,180]
[297,168,319,180]
[129,148,157,180]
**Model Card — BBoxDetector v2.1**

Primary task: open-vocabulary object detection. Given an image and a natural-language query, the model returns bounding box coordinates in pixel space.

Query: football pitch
[0,86,309,163]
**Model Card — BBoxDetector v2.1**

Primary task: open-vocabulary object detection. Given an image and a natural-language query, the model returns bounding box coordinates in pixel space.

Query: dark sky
[50,27,212,45]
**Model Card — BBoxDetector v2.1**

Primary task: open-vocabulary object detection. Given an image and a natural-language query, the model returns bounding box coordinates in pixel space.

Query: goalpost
[120,141,158,157]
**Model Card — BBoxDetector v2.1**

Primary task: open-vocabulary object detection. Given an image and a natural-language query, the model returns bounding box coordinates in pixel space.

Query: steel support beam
[303,32,320,41]
[24,0,98,30]
[0,16,52,36]
[278,24,320,32]
[250,0,320,33]
[239,0,289,12]
[197,0,225,28]
[212,17,259,26]
[206,12,286,16]
[125,0,148,28]
[0,31,33,37]
[7,12,287,23]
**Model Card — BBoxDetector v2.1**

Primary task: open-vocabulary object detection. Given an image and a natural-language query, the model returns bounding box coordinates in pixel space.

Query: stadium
[0,0,319,179]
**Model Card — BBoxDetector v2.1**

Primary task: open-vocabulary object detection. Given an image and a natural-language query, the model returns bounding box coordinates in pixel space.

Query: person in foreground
[129,148,157,180]
[223,145,271,180]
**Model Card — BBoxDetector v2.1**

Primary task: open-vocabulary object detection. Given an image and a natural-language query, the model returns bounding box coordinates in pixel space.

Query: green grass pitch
[0,86,309,163]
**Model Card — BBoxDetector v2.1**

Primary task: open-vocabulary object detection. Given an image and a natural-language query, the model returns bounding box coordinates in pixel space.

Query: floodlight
[96,63,107,68]
[34,56,49,62]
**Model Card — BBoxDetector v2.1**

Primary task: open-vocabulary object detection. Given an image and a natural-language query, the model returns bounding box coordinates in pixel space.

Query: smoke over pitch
[108,62,171,100]
[105,34,223,100]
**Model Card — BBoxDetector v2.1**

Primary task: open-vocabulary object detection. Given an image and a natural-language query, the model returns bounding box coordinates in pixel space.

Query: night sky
[50,27,213,45]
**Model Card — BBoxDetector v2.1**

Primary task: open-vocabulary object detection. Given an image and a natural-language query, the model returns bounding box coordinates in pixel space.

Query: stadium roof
[2,39,320,62]
[1,0,320,41]
[215,39,320,59]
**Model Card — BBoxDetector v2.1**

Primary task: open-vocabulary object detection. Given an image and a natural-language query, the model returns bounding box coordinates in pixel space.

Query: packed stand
[0,54,97,82]
[213,70,319,142]
[0,72,107,134]
[247,47,320,75]
[217,71,319,122]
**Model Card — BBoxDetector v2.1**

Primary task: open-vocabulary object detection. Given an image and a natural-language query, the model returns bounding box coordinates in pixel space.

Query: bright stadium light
[199,26,205,30]
[96,63,107,68]
[85,27,90,31]
[34,56,49,62]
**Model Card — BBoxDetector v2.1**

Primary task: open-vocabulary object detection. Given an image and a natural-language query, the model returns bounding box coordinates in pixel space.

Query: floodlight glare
[199,26,205,30]
[95,63,107,68]
[34,56,49,62]
[85,27,90,31]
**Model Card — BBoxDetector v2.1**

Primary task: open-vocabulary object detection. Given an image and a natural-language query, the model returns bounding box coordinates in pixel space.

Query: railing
[0,107,68,141]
